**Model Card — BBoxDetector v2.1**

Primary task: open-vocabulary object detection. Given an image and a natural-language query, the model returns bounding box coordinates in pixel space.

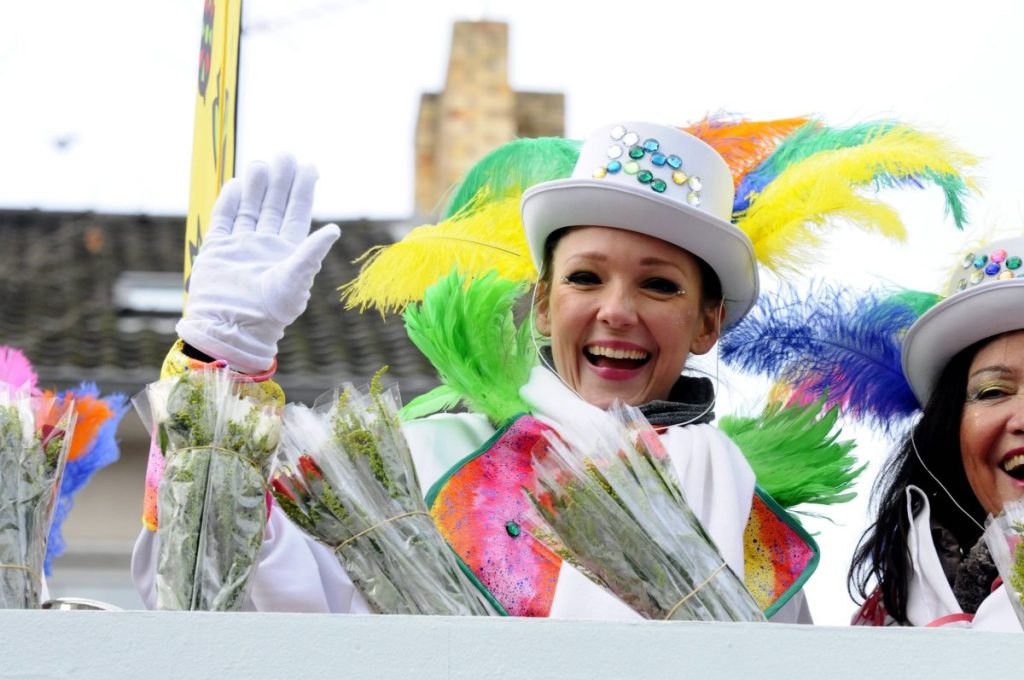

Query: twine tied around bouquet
[0,563,41,586]
[169,446,265,474]
[663,561,728,620]
[334,511,432,552]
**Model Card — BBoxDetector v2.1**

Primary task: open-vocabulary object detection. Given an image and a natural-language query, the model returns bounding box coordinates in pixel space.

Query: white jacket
[132,366,809,621]
[896,486,1020,632]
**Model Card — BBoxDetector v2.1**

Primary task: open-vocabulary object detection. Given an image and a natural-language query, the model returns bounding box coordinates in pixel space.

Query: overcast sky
[4,0,1024,624]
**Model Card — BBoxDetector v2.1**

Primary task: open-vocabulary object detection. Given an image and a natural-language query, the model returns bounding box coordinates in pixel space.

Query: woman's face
[535,226,721,409]
[960,330,1024,515]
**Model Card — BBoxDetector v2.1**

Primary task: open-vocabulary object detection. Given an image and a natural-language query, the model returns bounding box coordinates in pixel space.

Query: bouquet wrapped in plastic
[983,498,1024,628]
[134,368,280,611]
[0,389,76,608]
[271,376,491,615]
[526,403,765,622]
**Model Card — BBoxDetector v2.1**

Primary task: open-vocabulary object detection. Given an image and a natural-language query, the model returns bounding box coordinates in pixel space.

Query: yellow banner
[184,0,242,292]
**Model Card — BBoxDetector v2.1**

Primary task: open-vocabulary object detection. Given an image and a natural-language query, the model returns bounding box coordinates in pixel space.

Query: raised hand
[177,154,341,374]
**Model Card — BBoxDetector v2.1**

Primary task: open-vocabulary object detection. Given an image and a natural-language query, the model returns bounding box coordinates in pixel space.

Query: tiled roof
[0,209,439,403]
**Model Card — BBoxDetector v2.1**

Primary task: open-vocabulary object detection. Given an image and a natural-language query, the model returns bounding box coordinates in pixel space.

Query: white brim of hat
[902,279,1024,405]
[521,178,758,328]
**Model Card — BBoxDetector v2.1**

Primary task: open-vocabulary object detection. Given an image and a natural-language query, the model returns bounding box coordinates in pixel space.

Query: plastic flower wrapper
[983,498,1024,629]
[525,402,765,622]
[0,389,76,608]
[271,376,491,615]
[133,368,280,611]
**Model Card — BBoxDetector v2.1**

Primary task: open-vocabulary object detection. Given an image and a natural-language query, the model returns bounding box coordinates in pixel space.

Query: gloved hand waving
[177,154,341,374]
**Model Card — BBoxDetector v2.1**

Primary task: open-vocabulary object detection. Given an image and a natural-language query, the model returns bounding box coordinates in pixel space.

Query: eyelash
[560,272,684,296]
[967,384,1014,402]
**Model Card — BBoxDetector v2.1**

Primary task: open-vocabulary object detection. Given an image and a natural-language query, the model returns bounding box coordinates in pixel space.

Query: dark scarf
[637,375,716,427]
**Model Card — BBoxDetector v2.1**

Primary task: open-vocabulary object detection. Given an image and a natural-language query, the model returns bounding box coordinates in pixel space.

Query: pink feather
[0,346,39,396]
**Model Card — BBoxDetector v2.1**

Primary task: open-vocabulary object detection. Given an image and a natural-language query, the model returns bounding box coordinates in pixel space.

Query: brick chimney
[415,21,565,217]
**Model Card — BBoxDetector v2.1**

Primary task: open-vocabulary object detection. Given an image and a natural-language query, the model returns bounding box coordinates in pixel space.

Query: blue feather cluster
[45,383,127,575]
[721,283,938,433]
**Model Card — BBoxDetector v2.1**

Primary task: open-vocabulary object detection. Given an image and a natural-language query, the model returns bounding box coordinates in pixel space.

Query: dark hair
[538,227,723,311]
[847,338,989,623]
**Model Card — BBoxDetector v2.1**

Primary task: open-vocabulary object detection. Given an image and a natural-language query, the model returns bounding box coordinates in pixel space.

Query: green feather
[401,385,461,420]
[443,137,581,218]
[719,397,865,510]
[401,270,536,425]
[882,289,943,317]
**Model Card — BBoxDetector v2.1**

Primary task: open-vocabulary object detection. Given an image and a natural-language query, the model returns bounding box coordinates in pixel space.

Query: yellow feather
[736,126,978,275]
[340,192,537,314]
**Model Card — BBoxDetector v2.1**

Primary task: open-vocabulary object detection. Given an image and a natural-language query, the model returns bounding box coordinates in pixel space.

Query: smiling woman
[850,236,1024,631]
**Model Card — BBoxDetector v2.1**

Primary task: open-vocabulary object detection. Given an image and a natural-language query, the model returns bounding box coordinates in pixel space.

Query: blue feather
[45,384,128,575]
[721,284,938,432]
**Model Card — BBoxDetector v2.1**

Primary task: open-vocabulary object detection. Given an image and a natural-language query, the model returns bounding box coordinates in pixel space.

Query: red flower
[297,454,323,480]
[270,476,297,502]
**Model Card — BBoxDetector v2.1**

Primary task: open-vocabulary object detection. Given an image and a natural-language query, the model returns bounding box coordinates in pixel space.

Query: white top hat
[902,235,1024,405]
[520,121,758,328]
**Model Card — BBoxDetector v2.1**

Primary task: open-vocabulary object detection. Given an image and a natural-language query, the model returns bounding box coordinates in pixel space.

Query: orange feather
[43,390,116,462]
[684,116,814,189]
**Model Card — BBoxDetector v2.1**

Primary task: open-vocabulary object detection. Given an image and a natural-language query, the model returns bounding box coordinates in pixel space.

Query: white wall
[2,611,1018,679]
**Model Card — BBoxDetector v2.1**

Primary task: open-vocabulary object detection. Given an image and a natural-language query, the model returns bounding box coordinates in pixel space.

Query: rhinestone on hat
[957,246,1024,289]
[592,125,703,203]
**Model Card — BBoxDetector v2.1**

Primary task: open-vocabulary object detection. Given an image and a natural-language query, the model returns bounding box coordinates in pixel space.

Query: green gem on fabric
[651,179,667,193]
[637,170,654,183]
[624,161,640,175]
[970,269,985,285]
[628,146,645,159]
[607,160,622,173]
[505,521,521,537]
[643,138,660,152]
[956,278,968,292]
[961,252,975,269]
[666,155,682,169]
[973,254,988,269]
[1007,255,1022,270]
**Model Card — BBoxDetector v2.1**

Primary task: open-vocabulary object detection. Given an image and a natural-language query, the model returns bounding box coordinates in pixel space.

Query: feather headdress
[340,138,580,314]
[0,346,39,396]
[734,123,977,274]
[683,113,812,190]
[401,270,534,425]
[721,283,940,433]
[341,115,976,314]
[44,383,127,574]
[719,397,863,510]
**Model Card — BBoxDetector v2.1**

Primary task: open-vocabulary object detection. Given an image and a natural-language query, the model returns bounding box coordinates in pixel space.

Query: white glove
[177,154,341,374]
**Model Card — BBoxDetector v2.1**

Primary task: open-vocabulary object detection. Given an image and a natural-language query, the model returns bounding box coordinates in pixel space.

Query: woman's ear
[534,280,552,337]
[689,303,725,356]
